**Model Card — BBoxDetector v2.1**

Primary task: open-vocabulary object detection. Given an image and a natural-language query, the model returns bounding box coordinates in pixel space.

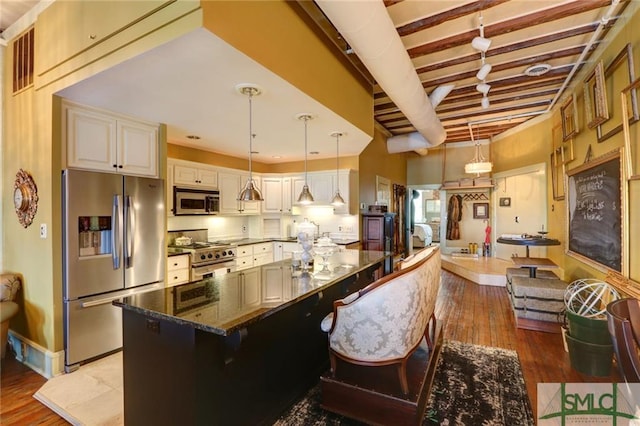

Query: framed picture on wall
[473,202,489,219]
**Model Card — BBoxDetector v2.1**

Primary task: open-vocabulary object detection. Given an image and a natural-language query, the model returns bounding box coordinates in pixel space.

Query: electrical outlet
[242,225,247,233]
[338,226,343,232]
[40,224,47,239]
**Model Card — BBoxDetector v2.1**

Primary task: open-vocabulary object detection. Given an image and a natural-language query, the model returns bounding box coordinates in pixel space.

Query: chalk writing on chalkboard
[567,150,622,271]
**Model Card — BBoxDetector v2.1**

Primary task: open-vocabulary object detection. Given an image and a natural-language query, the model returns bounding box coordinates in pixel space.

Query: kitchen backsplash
[167,206,359,242]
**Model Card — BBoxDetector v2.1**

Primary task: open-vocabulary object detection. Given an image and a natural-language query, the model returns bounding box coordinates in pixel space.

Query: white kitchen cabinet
[174,164,218,188]
[261,177,284,213]
[332,170,358,215]
[309,173,334,204]
[282,242,299,259]
[219,172,261,214]
[240,268,261,308]
[282,177,293,213]
[236,243,273,270]
[64,101,158,177]
[273,242,284,261]
[167,254,189,287]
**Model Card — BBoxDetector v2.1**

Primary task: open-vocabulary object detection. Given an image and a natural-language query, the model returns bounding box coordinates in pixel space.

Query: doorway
[492,163,547,260]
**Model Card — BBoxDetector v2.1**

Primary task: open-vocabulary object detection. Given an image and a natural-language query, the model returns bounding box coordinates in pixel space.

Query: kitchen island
[115,250,388,425]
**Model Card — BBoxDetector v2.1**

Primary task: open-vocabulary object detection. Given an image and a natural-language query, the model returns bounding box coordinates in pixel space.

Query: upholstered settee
[320,246,441,394]
[1,273,21,358]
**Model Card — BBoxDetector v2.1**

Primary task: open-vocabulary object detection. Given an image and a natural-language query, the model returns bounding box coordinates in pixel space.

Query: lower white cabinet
[236,243,273,270]
[167,254,189,287]
[281,242,299,259]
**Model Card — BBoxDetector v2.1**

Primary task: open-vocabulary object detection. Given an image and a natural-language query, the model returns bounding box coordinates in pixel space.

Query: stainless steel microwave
[173,187,220,215]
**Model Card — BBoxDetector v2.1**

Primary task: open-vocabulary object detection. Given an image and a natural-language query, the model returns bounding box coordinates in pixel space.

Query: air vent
[524,64,551,77]
[12,27,34,93]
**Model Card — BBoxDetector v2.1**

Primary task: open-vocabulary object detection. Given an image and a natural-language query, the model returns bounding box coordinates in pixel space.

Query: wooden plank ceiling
[301,0,630,144]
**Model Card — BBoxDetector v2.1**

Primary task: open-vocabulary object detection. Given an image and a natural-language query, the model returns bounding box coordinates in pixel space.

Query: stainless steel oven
[191,260,236,282]
[173,187,220,215]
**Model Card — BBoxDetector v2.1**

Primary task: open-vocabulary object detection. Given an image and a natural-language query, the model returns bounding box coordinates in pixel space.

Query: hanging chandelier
[330,131,345,206]
[296,113,314,205]
[464,124,492,175]
[236,84,264,202]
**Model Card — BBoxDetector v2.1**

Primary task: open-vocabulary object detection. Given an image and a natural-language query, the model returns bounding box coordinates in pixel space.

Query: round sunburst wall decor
[13,169,39,228]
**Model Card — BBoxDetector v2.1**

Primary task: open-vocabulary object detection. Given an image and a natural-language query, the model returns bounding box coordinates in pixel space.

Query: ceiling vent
[524,64,551,77]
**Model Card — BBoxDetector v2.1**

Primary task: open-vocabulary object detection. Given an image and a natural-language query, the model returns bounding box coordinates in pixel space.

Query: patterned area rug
[274,340,534,425]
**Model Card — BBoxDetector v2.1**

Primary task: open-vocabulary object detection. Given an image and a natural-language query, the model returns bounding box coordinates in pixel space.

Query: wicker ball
[564,278,620,318]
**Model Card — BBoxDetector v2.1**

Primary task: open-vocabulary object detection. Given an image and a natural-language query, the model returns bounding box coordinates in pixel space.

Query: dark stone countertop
[115,250,386,336]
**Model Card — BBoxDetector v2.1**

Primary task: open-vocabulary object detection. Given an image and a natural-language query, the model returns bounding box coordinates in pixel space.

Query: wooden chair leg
[329,351,337,376]
[396,360,409,395]
[424,313,436,350]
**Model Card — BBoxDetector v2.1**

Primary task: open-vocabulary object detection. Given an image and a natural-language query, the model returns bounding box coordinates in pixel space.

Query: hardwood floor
[0,269,619,424]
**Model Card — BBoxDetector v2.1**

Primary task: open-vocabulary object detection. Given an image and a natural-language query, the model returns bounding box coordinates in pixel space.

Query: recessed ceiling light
[524,64,551,77]
[310,151,319,155]
[186,135,200,140]
[251,151,259,154]
[272,155,282,159]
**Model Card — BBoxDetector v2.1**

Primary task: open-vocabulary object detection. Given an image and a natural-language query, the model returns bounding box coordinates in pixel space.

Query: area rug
[274,340,535,426]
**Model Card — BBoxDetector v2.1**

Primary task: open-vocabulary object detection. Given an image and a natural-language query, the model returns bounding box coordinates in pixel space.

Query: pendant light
[236,84,263,202]
[296,113,314,205]
[330,131,345,206]
[464,123,492,175]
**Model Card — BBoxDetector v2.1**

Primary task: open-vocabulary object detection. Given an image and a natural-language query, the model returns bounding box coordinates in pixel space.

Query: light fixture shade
[476,83,491,95]
[476,63,492,80]
[236,83,264,202]
[481,96,490,109]
[237,179,263,202]
[331,190,345,206]
[297,184,314,204]
[465,161,493,174]
[471,36,492,52]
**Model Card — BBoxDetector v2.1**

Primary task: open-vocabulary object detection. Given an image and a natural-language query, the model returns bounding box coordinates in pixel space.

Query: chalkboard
[567,150,622,271]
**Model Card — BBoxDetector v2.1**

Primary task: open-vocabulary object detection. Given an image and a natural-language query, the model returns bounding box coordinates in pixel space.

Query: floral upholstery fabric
[328,248,441,363]
[0,274,21,302]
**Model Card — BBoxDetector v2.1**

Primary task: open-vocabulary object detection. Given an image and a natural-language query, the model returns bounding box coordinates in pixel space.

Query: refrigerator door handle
[81,294,125,308]
[112,195,122,269]
[125,195,135,268]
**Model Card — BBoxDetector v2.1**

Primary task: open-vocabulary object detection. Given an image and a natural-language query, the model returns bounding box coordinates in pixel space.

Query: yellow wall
[359,127,408,208]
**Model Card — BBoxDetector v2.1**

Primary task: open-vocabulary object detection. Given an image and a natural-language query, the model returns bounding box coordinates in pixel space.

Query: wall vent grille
[13,27,34,93]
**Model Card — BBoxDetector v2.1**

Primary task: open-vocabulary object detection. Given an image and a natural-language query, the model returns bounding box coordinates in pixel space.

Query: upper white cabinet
[64,101,158,177]
[261,177,284,213]
[333,170,358,215]
[174,164,218,188]
[308,173,335,205]
[219,172,261,215]
[261,176,297,214]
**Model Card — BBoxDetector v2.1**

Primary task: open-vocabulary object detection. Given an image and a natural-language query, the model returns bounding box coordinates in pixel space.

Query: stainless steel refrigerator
[62,169,165,372]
